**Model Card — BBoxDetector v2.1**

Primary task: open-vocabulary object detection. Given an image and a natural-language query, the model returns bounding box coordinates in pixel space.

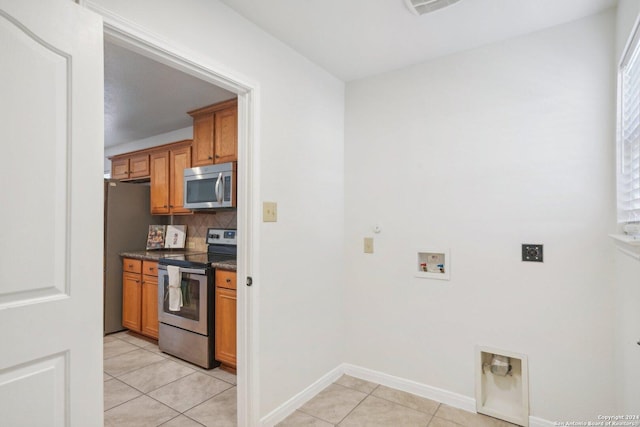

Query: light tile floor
[105,332,516,427]
[278,375,518,427]
[104,331,237,427]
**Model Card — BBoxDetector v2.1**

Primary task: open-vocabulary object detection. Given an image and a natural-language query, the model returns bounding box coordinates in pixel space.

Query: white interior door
[0,0,104,425]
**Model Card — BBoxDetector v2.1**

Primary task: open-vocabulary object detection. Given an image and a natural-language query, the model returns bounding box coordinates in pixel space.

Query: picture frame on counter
[146,225,166,250]
[164,225,187,249]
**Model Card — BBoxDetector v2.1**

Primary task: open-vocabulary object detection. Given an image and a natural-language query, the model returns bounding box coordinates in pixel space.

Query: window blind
[618,20,640,223]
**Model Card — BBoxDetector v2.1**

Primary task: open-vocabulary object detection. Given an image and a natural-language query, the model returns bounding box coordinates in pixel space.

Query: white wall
[89,0,345,418]
[613,0,640,414]
[344,10,616,421]
[103,126,193,174]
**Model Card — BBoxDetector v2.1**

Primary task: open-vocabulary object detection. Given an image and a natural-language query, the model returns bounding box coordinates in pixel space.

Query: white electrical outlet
[364,237,374,254]
[263,201,277,222]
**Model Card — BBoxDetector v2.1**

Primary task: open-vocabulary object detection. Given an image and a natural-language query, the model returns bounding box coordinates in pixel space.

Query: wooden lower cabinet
[141,275,159,338]
[215,270,237,370]
[122,272,141,331]
[122,258,159,339]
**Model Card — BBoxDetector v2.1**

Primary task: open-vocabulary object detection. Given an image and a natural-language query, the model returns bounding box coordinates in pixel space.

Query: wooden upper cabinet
[150,151,170,215]
[111,154,150,181]
[149,141,192,216]
[192,114,215,167]
[188,99,238,167]
[129,154,150,179]
[169,145,191,214]
[111,157,129,180]
[214,106,238,164]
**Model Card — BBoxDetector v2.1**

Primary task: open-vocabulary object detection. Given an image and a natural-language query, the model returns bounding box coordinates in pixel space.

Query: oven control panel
[207,228,237,246]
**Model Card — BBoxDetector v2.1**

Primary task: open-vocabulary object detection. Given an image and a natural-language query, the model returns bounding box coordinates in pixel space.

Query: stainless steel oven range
[158,228,237,369]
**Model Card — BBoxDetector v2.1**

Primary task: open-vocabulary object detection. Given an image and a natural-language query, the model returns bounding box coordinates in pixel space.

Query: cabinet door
[123,258,142,274]
[142,260,157,276]
[192,114,214,167]
[129,154,150,179]
[169,145,192,214]
[111,157,129,180]
[141,275,158,339]
[150,151,170,214]
[214,107,237,164]
[215,269,237,290]
[215,287,237,368]
[122,272,141,332]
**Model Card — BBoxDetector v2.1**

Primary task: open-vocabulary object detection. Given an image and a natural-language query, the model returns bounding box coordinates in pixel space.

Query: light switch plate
[364,237,374,254]
[263,201,277,222]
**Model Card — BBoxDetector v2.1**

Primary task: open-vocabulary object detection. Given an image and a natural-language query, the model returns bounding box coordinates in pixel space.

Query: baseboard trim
[341,363,476,413]
[259,365,343,426]
[529,417,556,427]
[259,362,555,427]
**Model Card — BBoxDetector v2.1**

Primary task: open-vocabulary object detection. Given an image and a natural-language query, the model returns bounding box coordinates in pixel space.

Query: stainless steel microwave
[183,162,236,209]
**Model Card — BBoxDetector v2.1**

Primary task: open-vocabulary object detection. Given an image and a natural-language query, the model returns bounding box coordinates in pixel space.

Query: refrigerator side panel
[104,180,155,334]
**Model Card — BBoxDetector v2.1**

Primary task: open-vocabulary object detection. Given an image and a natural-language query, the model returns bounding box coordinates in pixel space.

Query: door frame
[82,2,260,424]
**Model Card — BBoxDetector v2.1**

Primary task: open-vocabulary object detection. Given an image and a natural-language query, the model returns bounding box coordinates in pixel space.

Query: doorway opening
[101,20,257,426]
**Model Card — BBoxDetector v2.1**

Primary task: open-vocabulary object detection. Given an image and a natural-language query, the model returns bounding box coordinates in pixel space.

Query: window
[618,18,640,223]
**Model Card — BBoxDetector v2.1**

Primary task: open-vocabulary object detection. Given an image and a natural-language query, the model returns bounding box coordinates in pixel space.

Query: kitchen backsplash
[172,211,237,251]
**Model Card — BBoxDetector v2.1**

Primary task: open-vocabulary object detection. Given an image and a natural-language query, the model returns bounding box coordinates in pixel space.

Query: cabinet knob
[226,278,231,283]
[208,156,213,160]
[169,205,174,208]
[164,205,168,208]
[215,155,220,158]
[128,264,133,268]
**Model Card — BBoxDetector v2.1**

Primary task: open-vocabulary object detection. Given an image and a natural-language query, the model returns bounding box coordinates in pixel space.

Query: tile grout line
[162,355,238,386]
[339,378,442,420]
[103,378,144,413]
[116,362,196,394]
[134,368,236,415]
[107,372,231,425]
[105,333,238,426]
[103,347,143,361]
[157,412,206,427]
[323,382,372,426]
[287,410,337,427]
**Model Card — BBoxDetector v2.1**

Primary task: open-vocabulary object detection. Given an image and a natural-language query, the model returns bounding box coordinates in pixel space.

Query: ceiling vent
[404,0,461,15]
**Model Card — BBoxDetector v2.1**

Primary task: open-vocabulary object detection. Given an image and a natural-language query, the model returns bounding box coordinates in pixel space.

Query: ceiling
[104,0,616,147]
[219,0,617,81]
[104,42,235,148]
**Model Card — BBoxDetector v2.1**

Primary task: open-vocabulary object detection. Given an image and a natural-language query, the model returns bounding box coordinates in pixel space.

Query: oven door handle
[160,266,208,275]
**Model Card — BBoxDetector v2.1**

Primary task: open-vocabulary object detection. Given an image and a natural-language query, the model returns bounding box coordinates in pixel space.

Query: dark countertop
[120,249,205,262]
[121,250,237,271]
[211,259,237,271]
